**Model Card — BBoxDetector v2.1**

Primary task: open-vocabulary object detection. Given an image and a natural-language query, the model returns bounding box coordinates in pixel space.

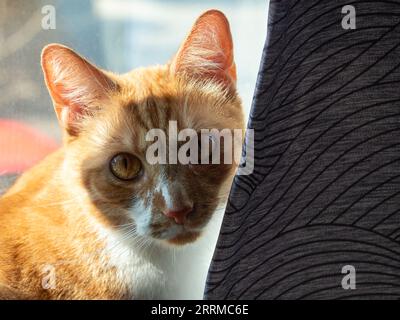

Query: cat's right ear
[41,44,117,136]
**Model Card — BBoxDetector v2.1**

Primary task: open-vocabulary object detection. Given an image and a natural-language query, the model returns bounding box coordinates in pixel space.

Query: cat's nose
[163,206,193,225]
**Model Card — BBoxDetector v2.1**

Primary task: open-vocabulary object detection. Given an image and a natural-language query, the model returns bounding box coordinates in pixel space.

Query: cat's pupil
[123,157,128,170]
[110,153,142,181]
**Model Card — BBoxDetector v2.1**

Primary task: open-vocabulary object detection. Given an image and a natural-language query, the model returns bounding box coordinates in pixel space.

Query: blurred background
[0,0,268,193]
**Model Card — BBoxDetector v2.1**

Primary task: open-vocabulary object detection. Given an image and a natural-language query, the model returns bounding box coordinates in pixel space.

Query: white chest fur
[98,210,224,299]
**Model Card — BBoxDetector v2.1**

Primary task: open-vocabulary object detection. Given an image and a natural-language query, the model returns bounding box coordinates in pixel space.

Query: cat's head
[41,10,244,246]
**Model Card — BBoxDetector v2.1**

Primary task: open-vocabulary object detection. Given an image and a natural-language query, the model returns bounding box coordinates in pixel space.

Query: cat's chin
[168,231,201,245]
[163,230,201,246]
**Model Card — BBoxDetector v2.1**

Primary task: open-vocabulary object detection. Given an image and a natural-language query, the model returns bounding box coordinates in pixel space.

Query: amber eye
[110,153,142,181]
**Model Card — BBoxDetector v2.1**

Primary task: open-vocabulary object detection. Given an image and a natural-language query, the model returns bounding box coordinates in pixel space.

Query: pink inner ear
[41,44,116,135]
[172,10,236,85]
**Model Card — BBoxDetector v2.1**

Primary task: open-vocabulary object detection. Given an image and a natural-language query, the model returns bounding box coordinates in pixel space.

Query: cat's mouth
[129,203,214,245]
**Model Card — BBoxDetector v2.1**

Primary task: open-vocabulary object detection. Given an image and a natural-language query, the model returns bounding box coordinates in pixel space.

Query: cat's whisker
[24,194,96,209]
[172,247,177,266]
[109,233,154,260]
[24,199,80,209]
[115,222,136,229]
[117,227,138,241]
[105,225,151,256]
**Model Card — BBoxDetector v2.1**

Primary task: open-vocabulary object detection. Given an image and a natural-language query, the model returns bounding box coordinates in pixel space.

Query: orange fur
[0,10,244,299]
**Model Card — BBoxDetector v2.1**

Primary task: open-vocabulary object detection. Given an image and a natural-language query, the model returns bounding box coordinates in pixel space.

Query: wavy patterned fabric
[205,0,400,300]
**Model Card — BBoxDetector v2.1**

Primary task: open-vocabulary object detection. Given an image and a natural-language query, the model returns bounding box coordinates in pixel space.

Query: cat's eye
[110,153,142,181]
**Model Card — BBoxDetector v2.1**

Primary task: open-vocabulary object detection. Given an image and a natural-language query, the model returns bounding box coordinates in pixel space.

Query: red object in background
[0,119,59,174]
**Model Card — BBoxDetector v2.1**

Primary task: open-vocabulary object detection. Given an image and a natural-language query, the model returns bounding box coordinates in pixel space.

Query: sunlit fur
[0,10,244,299]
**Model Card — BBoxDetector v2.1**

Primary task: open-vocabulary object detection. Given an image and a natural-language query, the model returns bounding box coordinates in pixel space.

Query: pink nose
[163,206,193,225]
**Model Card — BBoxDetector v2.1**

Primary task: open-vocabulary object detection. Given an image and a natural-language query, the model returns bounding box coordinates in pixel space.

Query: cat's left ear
[170,10,236,88]
[41,44,117,136]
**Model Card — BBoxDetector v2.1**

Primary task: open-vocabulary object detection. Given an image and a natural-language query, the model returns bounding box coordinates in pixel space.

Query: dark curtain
[205,0,400,300]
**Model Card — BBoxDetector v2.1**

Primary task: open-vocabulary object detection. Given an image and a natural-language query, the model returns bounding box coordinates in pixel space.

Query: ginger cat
[0,10,243,299]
